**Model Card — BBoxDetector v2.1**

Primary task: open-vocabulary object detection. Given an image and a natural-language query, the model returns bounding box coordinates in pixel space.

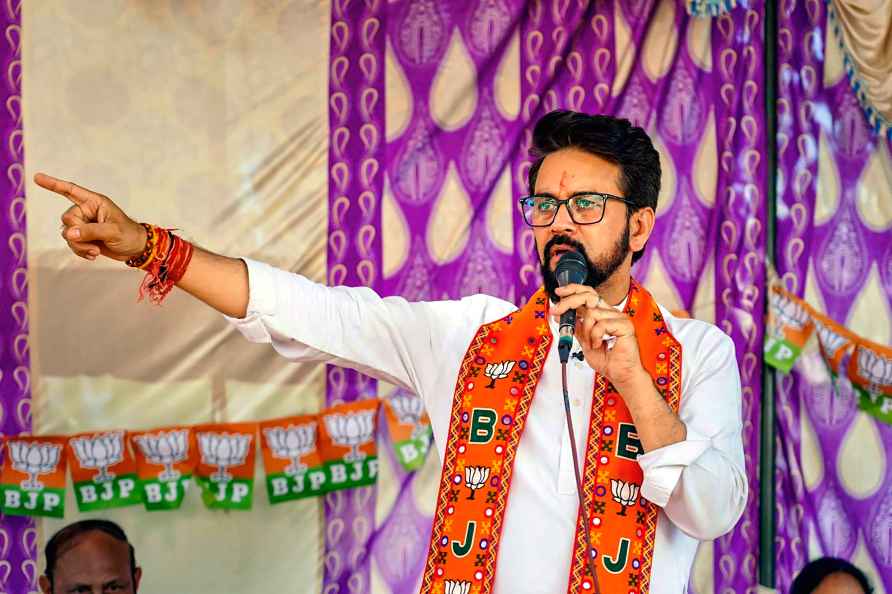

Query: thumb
[68,222,120,243]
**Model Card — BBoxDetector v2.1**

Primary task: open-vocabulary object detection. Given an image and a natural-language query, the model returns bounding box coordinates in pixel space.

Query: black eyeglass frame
[517,192,636,227]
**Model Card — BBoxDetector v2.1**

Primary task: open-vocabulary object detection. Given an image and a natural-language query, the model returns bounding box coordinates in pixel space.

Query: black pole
[760,0,778,588]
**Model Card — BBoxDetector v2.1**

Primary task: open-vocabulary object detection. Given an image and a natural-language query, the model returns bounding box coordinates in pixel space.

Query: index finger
[33,172,97,206]
[554,283,598,297]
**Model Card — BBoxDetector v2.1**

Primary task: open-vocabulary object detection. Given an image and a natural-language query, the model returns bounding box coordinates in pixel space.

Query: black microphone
[554,250,588,363]
[554,249,603,594]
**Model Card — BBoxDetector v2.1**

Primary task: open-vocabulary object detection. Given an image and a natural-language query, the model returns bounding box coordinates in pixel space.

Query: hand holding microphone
[553,250,617,364]
[552,251,644,389]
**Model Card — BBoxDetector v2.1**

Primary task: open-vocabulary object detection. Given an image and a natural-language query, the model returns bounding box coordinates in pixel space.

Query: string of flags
[765,285,892,424]
[0,393,433,519]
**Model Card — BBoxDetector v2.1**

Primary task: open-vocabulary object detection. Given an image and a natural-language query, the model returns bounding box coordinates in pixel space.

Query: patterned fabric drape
[826,0,892,138]
[326,1,766,593]
[775,1,892,593]
[325,1,385,592]
[0,1,36,592]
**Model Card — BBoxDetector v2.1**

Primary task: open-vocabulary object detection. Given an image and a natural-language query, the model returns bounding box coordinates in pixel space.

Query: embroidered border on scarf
[421,290,552,594]
[566,283,682,594]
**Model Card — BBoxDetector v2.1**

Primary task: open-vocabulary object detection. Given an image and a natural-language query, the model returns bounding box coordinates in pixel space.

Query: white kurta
[227,259,748,594]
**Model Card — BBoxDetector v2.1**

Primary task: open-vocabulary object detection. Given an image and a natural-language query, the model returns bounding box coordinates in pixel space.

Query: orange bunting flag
[195,423,257,510]
[67,430,141,512]
[382,391,433,472]
[764,285,815,373]
[318,400,380,491]
[260,414,327,503]
[810,308,859,376]
[847,338,892,424]
[1,435,68,518]
[130,427,197,511]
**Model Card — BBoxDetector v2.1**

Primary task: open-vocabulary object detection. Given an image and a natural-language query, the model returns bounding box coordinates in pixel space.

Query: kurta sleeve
[224,258,514,401]
[636,328,748,540]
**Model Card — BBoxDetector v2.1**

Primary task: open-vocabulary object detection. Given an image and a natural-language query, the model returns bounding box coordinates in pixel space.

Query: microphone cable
[561,360,602,594]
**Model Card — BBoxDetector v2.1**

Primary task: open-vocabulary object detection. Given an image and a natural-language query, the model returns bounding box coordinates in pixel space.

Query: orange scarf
[421,280,682,594]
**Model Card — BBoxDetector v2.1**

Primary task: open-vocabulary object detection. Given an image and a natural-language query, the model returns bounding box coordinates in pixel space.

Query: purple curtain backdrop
[325,1,766,592]
[775,1,892,593]
[325,0,385,593]
[707,7,766,593]
[377,2,531,591]
[380,1,524,304]
[0,1,37,593]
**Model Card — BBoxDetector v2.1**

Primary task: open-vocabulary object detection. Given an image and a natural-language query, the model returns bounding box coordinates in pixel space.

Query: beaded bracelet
[135,225,195,305]
[126,223,157,268]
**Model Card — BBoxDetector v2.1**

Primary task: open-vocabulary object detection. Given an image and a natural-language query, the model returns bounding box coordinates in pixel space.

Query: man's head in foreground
[40,519,141,594]
[525,111,660,301]
[791,556,873,594]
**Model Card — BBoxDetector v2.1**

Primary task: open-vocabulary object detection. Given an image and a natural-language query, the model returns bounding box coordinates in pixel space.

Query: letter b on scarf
[469,409,497,444]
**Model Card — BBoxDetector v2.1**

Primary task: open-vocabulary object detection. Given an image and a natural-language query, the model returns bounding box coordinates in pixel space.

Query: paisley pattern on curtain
[775,1,892,593]
[0,2,37,592]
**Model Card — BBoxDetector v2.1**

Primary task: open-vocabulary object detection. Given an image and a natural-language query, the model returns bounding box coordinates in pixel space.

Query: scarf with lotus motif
[420,280,682,594]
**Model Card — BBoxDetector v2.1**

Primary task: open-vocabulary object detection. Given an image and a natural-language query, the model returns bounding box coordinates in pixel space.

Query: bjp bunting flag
[195,423,257,510]
[130,427,197,511]
[318,400,379,491]
[1,435,68,518]
[810,308,859,376]
[382,392,432,472]
[764,285,815,372]
[67,430,141,512]
[260,414,327,503]
[847,338,892,424]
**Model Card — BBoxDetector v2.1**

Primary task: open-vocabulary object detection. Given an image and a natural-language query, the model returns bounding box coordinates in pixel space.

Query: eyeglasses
[518,193,634,227]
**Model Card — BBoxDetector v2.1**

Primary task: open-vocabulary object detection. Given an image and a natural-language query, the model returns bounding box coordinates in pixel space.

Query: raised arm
[35,172,250,318]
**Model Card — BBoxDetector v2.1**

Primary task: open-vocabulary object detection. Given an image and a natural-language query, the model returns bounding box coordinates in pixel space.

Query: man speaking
[37,110,746,594]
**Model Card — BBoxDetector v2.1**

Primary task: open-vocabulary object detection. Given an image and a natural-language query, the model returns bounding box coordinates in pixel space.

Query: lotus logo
[323,410,376,462]
[264,423,316,476]
[198,432,251,483]
[610,479,640,516]
[814,319,848,359]
[856,348,892,392]
[9,441,61,491]
[484,360,515,389]
[444,579,471,594]
[464,465,490,500]
[70,432,125,483]
[389,393,427,440]
[770,290,809,334]
[133,430,190,482]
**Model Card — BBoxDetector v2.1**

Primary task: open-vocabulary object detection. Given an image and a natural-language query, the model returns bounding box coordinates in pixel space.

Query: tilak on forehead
[558,170,574,193]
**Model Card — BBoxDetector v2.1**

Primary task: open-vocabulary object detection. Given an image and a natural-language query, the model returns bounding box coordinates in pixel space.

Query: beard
[540,221,631,303]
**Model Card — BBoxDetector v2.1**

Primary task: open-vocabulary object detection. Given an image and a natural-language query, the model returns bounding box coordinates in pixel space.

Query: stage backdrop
[22,2,334,593]
[774,2,892,594]
[5,1,885,594]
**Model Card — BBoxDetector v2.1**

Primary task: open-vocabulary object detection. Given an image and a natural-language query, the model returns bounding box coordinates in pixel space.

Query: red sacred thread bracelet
[128,224,194,305]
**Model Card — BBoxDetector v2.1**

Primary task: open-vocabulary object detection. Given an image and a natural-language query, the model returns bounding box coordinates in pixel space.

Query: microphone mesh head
[555,251,588,287]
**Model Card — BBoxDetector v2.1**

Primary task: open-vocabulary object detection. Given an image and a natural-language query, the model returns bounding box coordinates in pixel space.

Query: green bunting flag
[260,414,328,503]
[195,423,257,510]
[1,436,68,518]
[130,427,197,511]
[318,400,380,491]
[67,430,141,512]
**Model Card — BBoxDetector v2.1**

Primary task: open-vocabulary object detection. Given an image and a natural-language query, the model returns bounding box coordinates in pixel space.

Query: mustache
[543,236,589,266]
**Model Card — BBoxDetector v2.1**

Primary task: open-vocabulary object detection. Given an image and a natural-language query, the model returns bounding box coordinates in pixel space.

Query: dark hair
[790,557,873,594]
[44,519,137,589]
[527,111,661,264]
